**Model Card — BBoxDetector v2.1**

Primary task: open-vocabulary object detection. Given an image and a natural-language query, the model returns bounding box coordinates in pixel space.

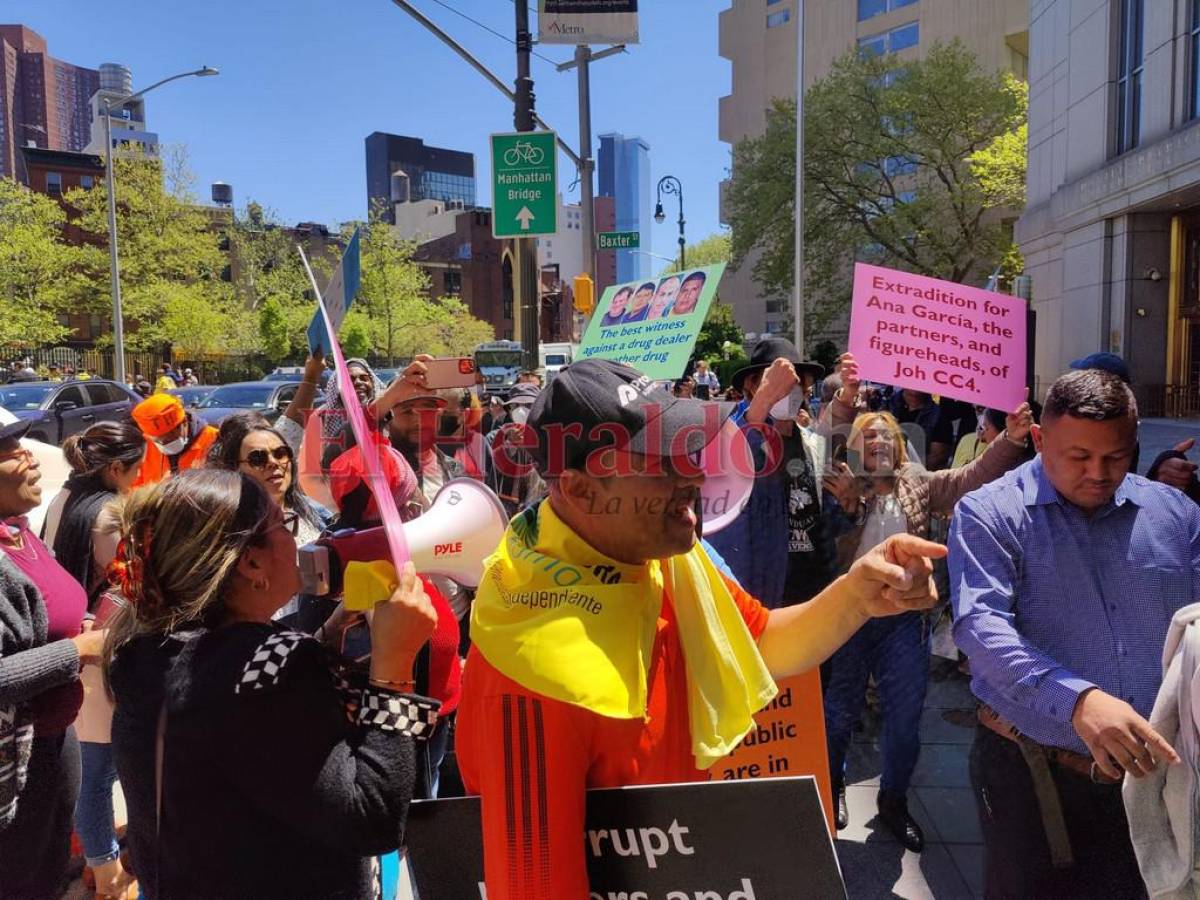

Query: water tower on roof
[211,182,234,207]
[98,63,133,96]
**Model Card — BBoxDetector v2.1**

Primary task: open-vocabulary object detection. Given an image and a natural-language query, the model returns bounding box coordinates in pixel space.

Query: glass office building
[365,132,476,223]
[598,133,651,283]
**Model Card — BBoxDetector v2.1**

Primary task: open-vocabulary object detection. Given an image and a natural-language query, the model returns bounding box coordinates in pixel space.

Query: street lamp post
[654,175,686,270]
[103,66,218,383]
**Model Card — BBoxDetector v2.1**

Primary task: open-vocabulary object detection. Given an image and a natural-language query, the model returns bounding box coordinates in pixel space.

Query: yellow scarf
[471,500,777,769]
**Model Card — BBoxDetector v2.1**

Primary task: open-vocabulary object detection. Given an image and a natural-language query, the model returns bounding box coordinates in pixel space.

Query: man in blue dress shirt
[950,368,1193,899]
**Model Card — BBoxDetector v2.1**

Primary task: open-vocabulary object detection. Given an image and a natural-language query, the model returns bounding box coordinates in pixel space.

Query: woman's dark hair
[62,421,145,478]
[982,408,1008,435]
[208,412,321,529]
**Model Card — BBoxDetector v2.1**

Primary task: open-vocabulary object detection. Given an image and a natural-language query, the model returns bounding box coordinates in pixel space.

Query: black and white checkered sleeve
[358,687,440,740]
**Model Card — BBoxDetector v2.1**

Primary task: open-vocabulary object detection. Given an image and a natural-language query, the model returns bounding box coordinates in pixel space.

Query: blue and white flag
[307,228,361,355]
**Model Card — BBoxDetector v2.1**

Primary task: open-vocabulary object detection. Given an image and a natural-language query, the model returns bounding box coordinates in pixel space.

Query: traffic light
[573,274,595,316]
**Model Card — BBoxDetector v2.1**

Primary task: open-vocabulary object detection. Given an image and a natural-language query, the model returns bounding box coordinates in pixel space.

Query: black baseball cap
[527,358,734,475]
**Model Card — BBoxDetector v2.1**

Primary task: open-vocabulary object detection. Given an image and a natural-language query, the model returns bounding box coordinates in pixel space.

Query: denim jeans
[74,740,120,866]
[823,611,929,794]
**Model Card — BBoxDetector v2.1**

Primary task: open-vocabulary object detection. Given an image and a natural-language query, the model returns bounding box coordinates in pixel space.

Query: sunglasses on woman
[240,445,293,470]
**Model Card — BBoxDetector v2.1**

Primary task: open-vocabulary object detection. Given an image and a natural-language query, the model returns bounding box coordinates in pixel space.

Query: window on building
[859,21,919,56]
[79,175,93,189]
[884,154,918,176]
[45,172,62,196]
[1191,0,1200,119]
[1115,0,1144,154]
[444,270,462,296]
[767,9,790,28]
[858,0,918,22]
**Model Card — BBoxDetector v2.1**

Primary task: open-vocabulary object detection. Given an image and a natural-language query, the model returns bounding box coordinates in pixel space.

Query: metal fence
[1134,384,1200,419]
[2,346,272,386]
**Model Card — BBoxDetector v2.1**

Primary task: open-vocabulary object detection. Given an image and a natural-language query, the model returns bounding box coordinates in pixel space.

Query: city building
[537,195,585,286]
[594,194,617,296]
[598,132,652,284]
[0,25,99,182]
[1016,0,1200,411]
[415,209,514,341]
[365,132,475,224]
[717,0,1028,338]
[82,63,159,158]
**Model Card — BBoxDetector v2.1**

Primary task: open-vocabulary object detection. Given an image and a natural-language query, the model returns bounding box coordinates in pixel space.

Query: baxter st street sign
[491,130,558,239]
[597,231,639,250]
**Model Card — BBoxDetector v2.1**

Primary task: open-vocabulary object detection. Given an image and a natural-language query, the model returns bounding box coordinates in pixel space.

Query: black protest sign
[404,776,846,899]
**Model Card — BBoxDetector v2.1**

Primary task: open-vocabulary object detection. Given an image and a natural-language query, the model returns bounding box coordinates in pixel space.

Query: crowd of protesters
[2,330,1200,899]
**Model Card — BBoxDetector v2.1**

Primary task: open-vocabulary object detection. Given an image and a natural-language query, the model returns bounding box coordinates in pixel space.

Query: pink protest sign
[848,263,1027,410]
[313,268,410,571]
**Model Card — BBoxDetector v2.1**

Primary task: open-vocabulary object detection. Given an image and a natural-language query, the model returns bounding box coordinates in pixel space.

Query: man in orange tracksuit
[130,394,218,487]
[456,359,948,899]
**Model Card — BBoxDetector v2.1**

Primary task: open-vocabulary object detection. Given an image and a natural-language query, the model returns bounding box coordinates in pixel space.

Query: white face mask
[509,406,530,425]
[155,435,187,456]
[770,387,807,422]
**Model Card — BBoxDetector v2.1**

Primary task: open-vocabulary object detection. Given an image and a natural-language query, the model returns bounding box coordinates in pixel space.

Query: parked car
[264,367,332,388]
[194,381,299,426]
[0,379,140,444]
[167,385,214,409]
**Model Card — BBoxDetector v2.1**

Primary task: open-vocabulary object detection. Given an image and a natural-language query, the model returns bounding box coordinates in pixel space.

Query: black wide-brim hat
[731,336,825,391]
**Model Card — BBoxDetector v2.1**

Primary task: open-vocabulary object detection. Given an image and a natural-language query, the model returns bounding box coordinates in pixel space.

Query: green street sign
[491,131,557,238]
[598,231,640,250]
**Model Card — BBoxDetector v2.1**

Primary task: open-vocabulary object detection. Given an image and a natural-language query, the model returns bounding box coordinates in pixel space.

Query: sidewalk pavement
[836,664,983,899]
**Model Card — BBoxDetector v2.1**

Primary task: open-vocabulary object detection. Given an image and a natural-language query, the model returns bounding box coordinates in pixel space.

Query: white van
[540,343,576,380]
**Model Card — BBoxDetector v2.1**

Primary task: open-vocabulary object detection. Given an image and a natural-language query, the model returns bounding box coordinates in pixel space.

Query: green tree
[693,302,745,364]
[661,232,731,275]
[0,178,87,348]
[354,212,494,361]
[258,296,292,362]
[64,147,231,351]
[725,41,1027,337]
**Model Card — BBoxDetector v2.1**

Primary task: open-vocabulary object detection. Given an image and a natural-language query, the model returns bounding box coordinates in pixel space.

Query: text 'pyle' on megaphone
[297,478,508,606]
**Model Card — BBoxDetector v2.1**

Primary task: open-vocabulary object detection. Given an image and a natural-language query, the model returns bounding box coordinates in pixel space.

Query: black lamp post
[654,175,685,269]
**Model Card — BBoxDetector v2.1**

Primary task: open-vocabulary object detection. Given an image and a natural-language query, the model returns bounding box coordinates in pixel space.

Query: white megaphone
[297,478,508,600]
[698,418,755,535]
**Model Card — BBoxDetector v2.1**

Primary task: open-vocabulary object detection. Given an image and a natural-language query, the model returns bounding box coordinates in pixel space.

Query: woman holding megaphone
[103,469,440,900]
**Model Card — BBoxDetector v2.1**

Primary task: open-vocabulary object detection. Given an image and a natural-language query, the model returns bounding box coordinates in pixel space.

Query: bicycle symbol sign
[491,130,557,238]
[502,140,546,168]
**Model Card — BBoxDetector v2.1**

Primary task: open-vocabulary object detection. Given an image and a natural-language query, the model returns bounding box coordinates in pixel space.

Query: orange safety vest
[133,424,219,488]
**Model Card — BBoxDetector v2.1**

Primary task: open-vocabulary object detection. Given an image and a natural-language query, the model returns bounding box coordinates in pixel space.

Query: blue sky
[8,0,733,263]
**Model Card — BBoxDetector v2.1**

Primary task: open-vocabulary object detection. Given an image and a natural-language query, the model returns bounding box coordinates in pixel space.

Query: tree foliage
[725,41,1027,337]
[662,232,731,275]
[0,178,88,348]
[693,303,745,364]
[64,147,231,351]
[354,214,493,362]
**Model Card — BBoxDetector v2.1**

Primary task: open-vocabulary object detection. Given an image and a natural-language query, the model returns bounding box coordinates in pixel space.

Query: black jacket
[110,622,437,900]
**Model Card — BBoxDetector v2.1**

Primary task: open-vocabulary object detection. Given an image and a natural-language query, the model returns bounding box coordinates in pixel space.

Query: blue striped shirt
[949,456,1200,754]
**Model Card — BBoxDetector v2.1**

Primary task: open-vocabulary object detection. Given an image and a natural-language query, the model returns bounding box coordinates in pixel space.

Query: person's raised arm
[369,354,434,422]
[282,350,327,428]
[926,401,1032,515]
[757,533,946,678]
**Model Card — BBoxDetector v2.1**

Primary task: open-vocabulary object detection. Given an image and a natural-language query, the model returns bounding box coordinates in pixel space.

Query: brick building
[0,25,99,182]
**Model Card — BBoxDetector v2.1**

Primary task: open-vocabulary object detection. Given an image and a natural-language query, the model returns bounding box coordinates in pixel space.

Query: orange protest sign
[709,670,836,835]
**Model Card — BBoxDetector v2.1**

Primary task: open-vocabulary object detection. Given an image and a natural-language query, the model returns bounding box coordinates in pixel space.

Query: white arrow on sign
[516,206,535,231]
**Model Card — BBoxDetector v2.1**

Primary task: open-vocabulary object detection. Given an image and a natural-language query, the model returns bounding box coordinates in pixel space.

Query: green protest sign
[579,263,726,380]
